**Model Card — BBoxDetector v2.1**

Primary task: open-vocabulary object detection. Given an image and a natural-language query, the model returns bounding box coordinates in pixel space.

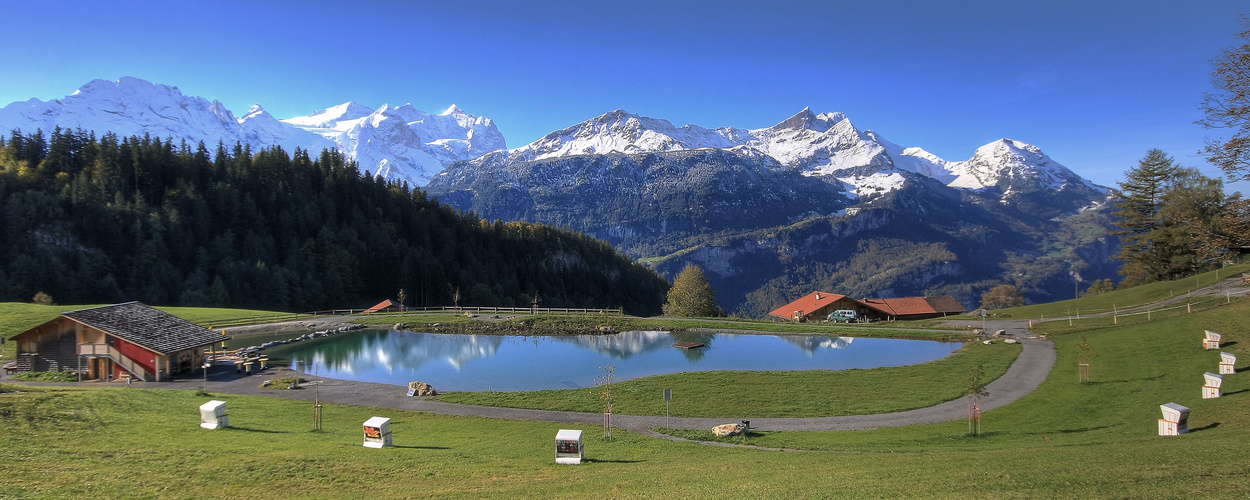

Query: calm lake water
[260,329,963,392]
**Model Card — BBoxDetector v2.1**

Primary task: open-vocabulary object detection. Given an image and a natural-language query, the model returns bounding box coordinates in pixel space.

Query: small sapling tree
[966,363,989,436]
[594,364,616,438]
[1076,334,1099,383]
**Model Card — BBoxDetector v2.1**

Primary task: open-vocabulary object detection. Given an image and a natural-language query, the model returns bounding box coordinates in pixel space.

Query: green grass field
[434,341,1019,418]
[977,264,1250,320]
[2,277,1249,497]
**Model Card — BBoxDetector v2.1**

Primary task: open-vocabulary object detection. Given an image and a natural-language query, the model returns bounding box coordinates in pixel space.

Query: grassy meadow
[2,276,1249,497]
[979,263,1250,320]
[433,341,1019,418]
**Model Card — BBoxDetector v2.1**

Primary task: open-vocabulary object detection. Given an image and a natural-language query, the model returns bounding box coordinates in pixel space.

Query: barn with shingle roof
[10,302,228,382]
[859,296,967,320]
[770,292,967,322]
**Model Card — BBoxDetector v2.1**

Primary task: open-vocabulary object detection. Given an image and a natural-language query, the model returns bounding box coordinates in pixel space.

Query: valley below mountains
[424,108,1119,315]
[1,78,1121,316]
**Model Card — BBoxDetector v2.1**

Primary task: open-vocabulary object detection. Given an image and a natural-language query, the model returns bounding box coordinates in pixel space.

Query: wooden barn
[858,296,967,321]
[10,302,228,382]
[770,292,967,322]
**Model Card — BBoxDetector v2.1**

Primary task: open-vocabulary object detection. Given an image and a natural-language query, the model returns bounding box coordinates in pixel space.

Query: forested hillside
[0,128,670,314]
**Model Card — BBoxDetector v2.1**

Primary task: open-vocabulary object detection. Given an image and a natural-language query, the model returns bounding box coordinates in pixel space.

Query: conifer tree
[1111,149,1180,284]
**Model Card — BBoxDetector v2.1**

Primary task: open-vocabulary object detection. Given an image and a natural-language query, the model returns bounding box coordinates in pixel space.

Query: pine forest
[0,128,671,315]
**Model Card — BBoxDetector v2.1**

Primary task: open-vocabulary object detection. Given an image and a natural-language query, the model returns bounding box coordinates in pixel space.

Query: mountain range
[0,77,504,187]
[424,107,1116,314]
[0,77,1120,315]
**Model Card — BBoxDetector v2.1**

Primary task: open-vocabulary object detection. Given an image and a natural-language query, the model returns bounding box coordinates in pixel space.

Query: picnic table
[3,361,17,375]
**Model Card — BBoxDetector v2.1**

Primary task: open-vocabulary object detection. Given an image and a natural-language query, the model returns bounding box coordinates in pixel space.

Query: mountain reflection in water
[265,330,959,392]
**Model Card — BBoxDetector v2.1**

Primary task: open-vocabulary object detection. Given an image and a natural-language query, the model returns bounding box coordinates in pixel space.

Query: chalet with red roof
[768,291,865,323]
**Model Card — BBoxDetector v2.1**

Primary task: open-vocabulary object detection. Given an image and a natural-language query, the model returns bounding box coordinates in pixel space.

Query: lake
[259,329,963,392]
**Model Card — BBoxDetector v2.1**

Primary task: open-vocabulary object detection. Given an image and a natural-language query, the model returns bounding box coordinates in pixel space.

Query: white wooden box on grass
[1204,330,1222,350]
[1203,372,1223,399]
[555,429,584,465]
[1219,352,1236,375]
[363,416,392,448]
[1158,402,1189,435]
[199,400,228,429]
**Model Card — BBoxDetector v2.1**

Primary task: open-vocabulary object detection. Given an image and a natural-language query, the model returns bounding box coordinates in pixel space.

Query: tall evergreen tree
[1111,149,1180,284]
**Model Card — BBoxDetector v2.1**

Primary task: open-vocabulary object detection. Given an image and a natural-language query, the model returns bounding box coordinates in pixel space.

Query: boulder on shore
[408,381,437,396]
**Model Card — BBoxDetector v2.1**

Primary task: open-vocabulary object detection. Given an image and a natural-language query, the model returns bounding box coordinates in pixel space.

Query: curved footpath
[189,318,1054,433]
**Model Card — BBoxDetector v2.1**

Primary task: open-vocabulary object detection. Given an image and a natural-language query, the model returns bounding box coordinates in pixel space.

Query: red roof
[364,299,402,313]
[769,291,846,320]
[860,296,966,318]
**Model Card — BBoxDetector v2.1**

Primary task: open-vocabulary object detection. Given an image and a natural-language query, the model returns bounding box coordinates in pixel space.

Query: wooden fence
[204,306,623,328]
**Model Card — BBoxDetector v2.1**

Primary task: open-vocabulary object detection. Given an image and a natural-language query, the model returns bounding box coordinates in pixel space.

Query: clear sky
[1,0,1247,191]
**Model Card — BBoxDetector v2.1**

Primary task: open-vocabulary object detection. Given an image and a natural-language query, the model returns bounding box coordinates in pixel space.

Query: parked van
[827,310,858,323]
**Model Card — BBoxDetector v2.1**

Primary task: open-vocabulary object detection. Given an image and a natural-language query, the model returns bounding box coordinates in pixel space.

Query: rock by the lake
[408,381,437,396]
[712,423,746,437]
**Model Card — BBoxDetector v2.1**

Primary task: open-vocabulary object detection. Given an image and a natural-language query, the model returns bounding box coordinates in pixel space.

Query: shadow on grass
[1057,425,1111,434]
[958,431,1003,439]
[1219,341,1238,348]
[1190,422,1221,432]
[228,426,286,433]
[1095,374,1165,385]
[392,445,452,450]
[586,458,647,464]
[1220,389,1248,396]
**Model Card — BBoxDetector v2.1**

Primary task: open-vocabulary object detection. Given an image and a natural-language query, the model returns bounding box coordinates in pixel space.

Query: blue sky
[1,0,1247,191]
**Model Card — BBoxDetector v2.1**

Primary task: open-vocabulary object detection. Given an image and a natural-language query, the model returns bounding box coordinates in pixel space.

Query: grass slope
[434,341,1020,418]
[2,281,1248,497]
[981,264,1250,320]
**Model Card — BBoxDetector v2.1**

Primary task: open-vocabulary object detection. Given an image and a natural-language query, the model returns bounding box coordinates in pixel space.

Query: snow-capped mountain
[947,139,1102,193]
[0,77,503,186]
[0,77,313,150]
[490,107,1106,203]
[425,108,1119,316]
[0,77,1122,316]
[283,102,505,186]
